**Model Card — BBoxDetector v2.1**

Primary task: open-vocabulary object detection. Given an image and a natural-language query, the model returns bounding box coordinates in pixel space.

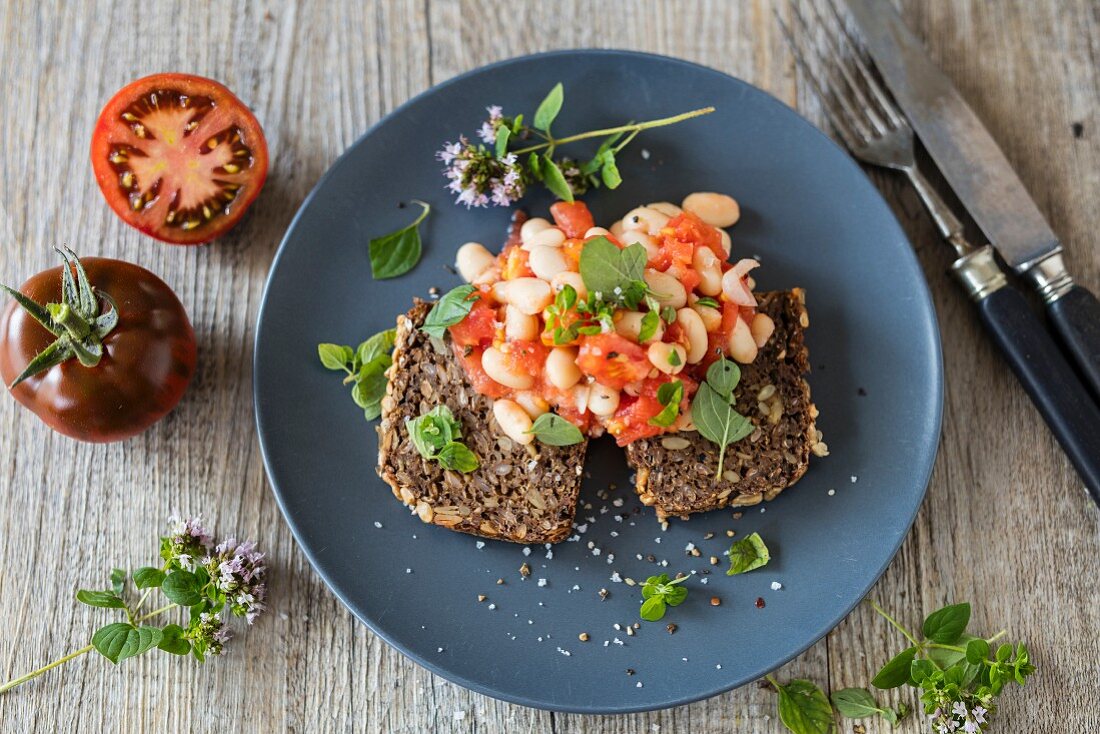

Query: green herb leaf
[966,637,991,664]
[352,355,391,413]
[871,646,917,689]
[695,296,721,309]
[407,405,461,459]
[76,589,127,609]
[494,125,511,158]
[726,531,771,575]
[665,584,688,606]
[705,357,741,398]
[638,309,660,343]
[601,153,622,189]
[649,380,683,427]
[157,624,191,656]
[110,568,126,596]
[533,82,564,132]
[578,237,647,302]
[639,596,667,622]
[357,329,396,365]
[922,602,970,644]
[660,306,677,324]
[925,633,977,669]
[92,623,163,665]
[830,688,887,720]
[368,201,429,280]
[527,413,585,446]
[527,152,543,180]
[541,154,574,202]
[318,343,353,371]
[161,570,204,607]
[132,567,166,589]
[436,442,480,473]
[422,285,479,340]
[775,679,835,734]
[692,382,754,476]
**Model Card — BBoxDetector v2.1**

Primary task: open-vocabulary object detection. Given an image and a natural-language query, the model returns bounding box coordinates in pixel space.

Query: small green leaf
[541,155,574,202]
[76,589,126,609]
[638,309,660,343]
[910,658,935,685]
[369,201,429,280]
[92,623,163,664]
[726,532,771,575]
[352,356,391,411]
[422,285,479,340]
[695,296,721,309]
[578,237,647,300]
[495,125,511,157]
[966,637,991,664]
[995,643,1012,662]
[533,82,564,132]
[705,357,741,398]
[110,568,126,596]
[436,442,480,473]
[318,343,351,371]
[161,570,204,607]
[639,596,666,622]
[665,585,688,606]
[600,153,622,189]
[872,647,917,689]
[407,405,460,459]
[649,380,683,427]
[357,328,397,364]
[922,602,970,644]
[157,624,191,656]
[775,679,835,734]
[526,413,585,446]
[527,152,543,180]
[830,688,884,720]
[926,633,977,669]
[660,306,677,324]
[133,567,166,589]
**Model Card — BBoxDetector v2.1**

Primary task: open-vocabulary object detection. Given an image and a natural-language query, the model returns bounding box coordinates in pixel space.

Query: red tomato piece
[575,334,651,390]
[550,201,595,239]
[666,211,724,259]
[502,340,549,379]
[448,298,499,348]
[451,345,508,399]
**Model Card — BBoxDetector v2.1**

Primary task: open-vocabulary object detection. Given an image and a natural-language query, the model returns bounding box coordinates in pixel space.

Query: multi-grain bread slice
[377,301,588,543]
[625,290,820,520]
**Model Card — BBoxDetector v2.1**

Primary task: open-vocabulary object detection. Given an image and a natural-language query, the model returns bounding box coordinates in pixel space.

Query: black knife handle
[976,286,1100,506]
[1047,285,1100,402]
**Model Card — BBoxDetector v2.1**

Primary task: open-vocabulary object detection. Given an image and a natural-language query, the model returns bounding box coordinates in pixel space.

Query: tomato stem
[48,302,92,340]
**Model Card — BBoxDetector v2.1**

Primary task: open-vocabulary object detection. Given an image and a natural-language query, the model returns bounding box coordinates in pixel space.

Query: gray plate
[254,50,942,714]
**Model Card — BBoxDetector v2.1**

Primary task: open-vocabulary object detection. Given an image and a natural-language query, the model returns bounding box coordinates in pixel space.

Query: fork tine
[785,0,874,143]
[821,0,906,128]
[774,7,865,153]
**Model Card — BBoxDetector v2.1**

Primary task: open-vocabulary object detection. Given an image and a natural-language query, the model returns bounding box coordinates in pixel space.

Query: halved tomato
[90,73,269,245]
[575,333,651,390]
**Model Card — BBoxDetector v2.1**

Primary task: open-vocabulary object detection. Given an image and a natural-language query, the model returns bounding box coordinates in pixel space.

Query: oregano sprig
[318,327,397,420]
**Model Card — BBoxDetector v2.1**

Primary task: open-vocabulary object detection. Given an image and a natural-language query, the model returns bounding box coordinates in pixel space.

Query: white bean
[472,266,501,287]
[455,242,496,283]
[493,399,535,445]
[644,268,687,309]
[692,246,723,296]
[677,308,709,364]
[622,206,670,235]
[647,201,683,217]
[514,391,550,419]
[609,220,625,237]
[492,277,553,315]
[571,385,591,413]
[481,346,535,389]
[525,226,566,250]
[584,226,611,238]
[750,312,776,348]
[520,217,553,244]
[504,304,539,341]
[545,347,582,390]
[727,316,759,363]
[615,310,664,344]
[718,229,732,258]
[682,192,740,228]
[617,230,660,262]
[588,382,621,417]
[647,342,687,374]
[672,409,695,432]
[693,300,724,332]
[551,271,588,300]
[528,244,569,281]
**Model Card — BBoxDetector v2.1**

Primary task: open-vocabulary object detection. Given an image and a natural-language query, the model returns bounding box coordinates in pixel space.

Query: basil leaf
[726,531,771,575]
[660,306,677,324]
[639,596,666,622]
[601,152,622,189]
[494,125,511,158]
[705,357,741,399]
[533,82,564,132]
[436,441,480,473]
[649,380,683,427]
[527,413,585,446]
[871,647,917,689]
[157,623,191,656]
[368,201,429,280]
[76,589,126,609]
[541,155,574,202]
[92,623,163,665]
[579,237,647,299]
[318,343,352,371]
[161,570,203,607]
[357,328,396,365]
[922,602,970,644]
[830,688,884,720]
[132,567,166,589]
[775,679,835,734]
[638,310,660,343]
[695,296,721,309]
[422,285,479,339]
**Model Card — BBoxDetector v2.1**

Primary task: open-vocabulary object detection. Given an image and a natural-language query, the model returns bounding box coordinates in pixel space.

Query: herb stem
[986,630,1007,644]
[132,562,171,616]
[511,107,716,155]
[0,644,94,693]
[137,603,178,623]
[868,599,922,648]
[925,642,966,654]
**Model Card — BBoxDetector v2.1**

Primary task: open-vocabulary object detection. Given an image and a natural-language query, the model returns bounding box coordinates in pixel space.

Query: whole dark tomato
[0,252,196,442]
[90,73,269,245]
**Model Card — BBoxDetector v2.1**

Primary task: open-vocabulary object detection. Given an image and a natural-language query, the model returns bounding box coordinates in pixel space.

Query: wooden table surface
[1,1,1097,731]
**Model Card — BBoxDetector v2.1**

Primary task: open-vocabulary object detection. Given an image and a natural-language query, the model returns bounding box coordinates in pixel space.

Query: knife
[844,0,1100,402]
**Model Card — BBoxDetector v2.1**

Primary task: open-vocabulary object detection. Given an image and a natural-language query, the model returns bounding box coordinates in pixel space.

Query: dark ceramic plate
[254,50,942,714]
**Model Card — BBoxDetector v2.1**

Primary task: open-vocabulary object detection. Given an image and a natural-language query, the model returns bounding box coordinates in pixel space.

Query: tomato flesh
[550,201,595,238]
[91,73,269,245]
[575,333,651,390]
[448,299,499,348]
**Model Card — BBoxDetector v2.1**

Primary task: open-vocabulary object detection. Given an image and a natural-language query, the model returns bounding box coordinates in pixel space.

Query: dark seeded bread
[625,290,819,520]
[377,301,588,543]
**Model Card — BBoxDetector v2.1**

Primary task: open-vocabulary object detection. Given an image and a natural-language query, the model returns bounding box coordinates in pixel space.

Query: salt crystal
[537,578,547,587]
[851,475,858,483]
[610,531,619,537]
[611,572,623,583]
[406,568,412,574]
[827,489,835,496]
[641,148,651,159]
[771,581,783,590]
[488,604,496,610]
[373,521,383,528]
[716,664,722,670]
[437,647,444,653]
[523,547,531,556]
[476,541,485,549]
[613,498,624,507]
[557,647,571,657]
[636,681,643,688]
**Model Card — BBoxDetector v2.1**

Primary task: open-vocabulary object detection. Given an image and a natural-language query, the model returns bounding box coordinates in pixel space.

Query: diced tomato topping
[650,234,694,272]
[550,201,595,239]
[606,375,698,445]
[452,344,508,399]
[575,334,651,390]
[448,297,499,348]
[666,211,724,260]
[502,340,549,378]
[500,243,534,280]
[554,400,594,434]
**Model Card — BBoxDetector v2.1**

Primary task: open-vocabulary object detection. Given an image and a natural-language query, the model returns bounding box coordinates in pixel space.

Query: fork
[777,0,1100,503]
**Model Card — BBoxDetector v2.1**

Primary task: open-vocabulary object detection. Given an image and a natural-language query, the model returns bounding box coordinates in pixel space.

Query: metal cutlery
[777,0,1100,506]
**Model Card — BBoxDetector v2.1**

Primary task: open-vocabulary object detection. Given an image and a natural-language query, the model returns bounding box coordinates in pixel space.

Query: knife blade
[844,0,1100,401]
